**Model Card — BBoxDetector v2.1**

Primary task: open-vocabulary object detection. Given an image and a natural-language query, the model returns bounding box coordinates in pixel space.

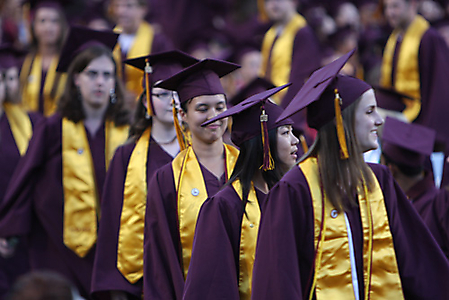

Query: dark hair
[57,44,129,126]
[226,127,285,212]
[382,153,423,177]
[6,271,74,300]
[129,90,152,140]
[303,97,375,212]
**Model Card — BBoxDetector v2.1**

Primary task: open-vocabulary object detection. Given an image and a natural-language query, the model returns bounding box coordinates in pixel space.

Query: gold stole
[3,103,33,155]
[259,13,306,104]
[172,144,239,278]
[299,158,404,300]
[62,118,129,257]
[232,180,261,300]
[380,15,429,121]
[117,127,151,283]
[113,22,154,97]
[20,54,66,116]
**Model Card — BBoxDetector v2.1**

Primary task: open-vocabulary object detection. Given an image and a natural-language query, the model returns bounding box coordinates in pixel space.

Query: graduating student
[0,27,130,299]
[20,0,68,116]
[143,59,240,300]
[183,84,299,300]
[0,47,42,298]
[91,50,198,300]
[251,50,449,300]
[381,117,449,257]
[109,0,173,102]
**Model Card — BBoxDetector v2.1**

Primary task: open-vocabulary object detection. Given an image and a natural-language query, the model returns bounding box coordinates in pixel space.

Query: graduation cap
[229,77,275,107]
[124,50,199,150]
[277,49,372,159]
[373,86,410,112]
[154,58,240,104]
[0,45,26,71]
[202,83,293,170]
[56,26,119,73]
[382,117,436,167]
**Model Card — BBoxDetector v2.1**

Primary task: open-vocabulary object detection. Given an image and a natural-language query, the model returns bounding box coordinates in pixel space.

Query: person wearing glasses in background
[91,50,198,300]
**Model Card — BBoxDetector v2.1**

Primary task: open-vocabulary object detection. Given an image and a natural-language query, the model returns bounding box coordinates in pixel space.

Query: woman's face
[354,89,384,153]
[150,87,178,125]
[74,55,115,111]
[181,94,228,145]
[276,125,299,170]
[33,7,62,46]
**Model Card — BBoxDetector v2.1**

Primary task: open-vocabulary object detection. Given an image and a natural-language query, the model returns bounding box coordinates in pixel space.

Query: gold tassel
[172,101,186,151]
[334,89,349,159]
[144,59,153,118]
[299,134,309,154]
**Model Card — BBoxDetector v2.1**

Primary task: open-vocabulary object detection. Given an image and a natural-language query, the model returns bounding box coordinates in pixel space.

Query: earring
[110,88,117,104]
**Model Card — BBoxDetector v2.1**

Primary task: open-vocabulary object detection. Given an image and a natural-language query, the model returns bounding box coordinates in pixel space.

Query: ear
[179,108,188,123]
[74,73,80,88]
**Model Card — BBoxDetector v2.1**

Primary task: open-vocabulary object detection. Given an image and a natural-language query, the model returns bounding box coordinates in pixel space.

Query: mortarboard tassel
[299,134,309,154]
[334,89,349,159]
[260,106,275,171]
[257,0,268,22]
[144,58,153,118]
[172,100,187,151]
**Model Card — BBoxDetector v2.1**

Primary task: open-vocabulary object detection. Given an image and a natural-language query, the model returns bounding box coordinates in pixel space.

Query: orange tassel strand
[260,107,274,170]
[334,89,349,159]
[144,59,153,118]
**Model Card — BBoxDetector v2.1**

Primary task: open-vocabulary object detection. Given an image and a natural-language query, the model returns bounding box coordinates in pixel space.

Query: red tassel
[145,59,154,117]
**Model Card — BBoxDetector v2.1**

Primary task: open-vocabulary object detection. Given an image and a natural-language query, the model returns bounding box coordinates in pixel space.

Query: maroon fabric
[91,137,175,298]
[406,172,449,258]
[143,153,228,299]
[228,77,275,107]
[155,59,240,104]
[183,186,266,299]
[251,163,449,299]
[431,189,449,259]
[0,112,41,298]
[0,113,115,299]
[374,86,408,112]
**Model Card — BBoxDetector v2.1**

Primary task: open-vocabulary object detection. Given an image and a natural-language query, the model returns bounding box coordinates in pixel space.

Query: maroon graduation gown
[143,160,227,300]
[183,185,266,300]
[0,113,110,299]
[0,112,41,298]
[91,137,175,299]
[251,163,449,300]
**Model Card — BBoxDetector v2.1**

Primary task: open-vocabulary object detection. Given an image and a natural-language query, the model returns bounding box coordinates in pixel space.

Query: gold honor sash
[260,13,306,104]
[113,22,154,97]
[232,180,261,300]
[299,158,404,300]
[173,144,239,278]
[117,127,151,283]
[62,118,128,257]
[380,15,429,121]
[3,103,33,155]
[20,54,66,116]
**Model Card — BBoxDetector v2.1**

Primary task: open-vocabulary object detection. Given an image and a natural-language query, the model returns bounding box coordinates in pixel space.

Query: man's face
[384,0,413,29]
[264,0,297,23]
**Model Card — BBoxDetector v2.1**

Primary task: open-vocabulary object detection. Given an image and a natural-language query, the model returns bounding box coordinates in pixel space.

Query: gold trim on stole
[20,54,66,116]
[380,15,429,121]
[113,22,154,97]
[117,127,151,283]
[62,118,128,257]
[172,144,239,279]
[259,13,306,104]
[3,103,33,155]
[299,157,404,300]
[232,180,261,300]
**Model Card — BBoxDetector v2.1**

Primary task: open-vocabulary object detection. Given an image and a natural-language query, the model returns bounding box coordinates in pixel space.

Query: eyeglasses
[81,70,114,81]
[153,91,179,102]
